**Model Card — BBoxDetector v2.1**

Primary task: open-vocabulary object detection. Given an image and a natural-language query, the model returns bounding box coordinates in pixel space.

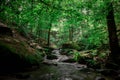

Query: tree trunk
[106,2,120,68]
[47,24,52,47]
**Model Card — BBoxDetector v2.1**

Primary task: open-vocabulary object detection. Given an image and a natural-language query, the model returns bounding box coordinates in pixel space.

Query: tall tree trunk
[106,2,120,68]
[47,24,52,47]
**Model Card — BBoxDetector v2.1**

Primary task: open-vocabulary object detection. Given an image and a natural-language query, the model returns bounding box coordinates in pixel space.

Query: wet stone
[95,77,105,80]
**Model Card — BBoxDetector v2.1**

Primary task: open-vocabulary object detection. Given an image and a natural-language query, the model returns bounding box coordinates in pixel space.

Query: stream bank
[0,49,118,80]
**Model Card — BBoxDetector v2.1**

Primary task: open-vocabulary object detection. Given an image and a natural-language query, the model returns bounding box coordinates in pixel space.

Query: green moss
[62,42,80,50]
[25,50,43,65]
[0,39,43,68]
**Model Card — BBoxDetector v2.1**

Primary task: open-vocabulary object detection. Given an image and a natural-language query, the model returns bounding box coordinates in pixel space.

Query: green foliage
[0,0,119,49]
[73,50,80,62]
[71,49,108,68]
[86,59,99,68]
[25,50,43,65]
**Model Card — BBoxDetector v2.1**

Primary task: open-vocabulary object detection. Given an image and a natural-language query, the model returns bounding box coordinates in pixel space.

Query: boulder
[0,37,43,71]
[62,42,79,50]
[95,77,105,80]
[0,25,13,37]
[0,27,43,72]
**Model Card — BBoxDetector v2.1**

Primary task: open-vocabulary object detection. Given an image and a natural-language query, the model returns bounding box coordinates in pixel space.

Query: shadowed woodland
[0,0,120,80]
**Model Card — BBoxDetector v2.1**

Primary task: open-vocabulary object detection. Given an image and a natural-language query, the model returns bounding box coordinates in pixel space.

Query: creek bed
[0,62,113,80]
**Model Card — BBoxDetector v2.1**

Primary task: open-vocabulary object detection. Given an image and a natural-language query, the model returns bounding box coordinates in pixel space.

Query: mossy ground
[0,36,43,71]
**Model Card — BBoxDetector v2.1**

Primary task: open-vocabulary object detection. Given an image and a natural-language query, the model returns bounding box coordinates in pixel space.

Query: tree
[106,1,120,68]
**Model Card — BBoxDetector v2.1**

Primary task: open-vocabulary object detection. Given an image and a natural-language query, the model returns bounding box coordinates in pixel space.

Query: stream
[0,49,115,80]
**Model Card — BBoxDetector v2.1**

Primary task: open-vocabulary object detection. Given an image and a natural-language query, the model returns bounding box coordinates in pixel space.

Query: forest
[0,0,120,80]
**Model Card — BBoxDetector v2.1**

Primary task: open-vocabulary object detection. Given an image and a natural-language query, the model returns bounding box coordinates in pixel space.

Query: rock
[60,77,73,80]
[60,49,74,56]
[52,49,61,55]
[115,74,120,80]
[79,68,94,72]
[97,69,118,76]
[62,42,79,50]
[16,74,31,79]
[0,26,13,37]
[0,30,43,71]
[95,77,105,80]
[62,58,76,63]
[47,55,58,60]
[42,60,57,66]
[57,55,70,62]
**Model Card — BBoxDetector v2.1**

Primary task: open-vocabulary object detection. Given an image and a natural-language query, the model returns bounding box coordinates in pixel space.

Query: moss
[0,39,43,69]
[25,50,43,65]
[62,42,80,50]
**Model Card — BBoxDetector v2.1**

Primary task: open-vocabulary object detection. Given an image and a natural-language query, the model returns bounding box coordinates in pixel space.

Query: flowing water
[0,49,114,80]
[0,63,113,80]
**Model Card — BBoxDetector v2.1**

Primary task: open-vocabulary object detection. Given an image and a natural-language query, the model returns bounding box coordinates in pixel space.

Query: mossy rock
[62,42,80,50]
[47,54,58,60]
[0,37,43,71]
